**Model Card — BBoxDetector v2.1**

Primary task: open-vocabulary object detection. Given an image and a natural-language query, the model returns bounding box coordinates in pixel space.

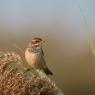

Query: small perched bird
[25,37,53,75]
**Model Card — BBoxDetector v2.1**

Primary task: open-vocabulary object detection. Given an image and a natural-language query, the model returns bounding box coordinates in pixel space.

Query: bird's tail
[43,66,53,75]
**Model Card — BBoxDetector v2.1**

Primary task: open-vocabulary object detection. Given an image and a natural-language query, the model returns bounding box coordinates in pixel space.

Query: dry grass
[0,51,58,95]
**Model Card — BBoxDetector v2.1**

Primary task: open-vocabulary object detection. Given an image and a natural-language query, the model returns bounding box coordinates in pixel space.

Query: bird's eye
[35,40,38,43]
[31,39,41,44]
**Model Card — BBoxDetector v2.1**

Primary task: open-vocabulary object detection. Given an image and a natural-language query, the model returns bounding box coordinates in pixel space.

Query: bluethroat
[25,37,53,75]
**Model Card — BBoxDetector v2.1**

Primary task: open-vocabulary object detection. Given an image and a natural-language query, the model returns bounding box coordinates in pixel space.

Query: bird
[25,37,53,75]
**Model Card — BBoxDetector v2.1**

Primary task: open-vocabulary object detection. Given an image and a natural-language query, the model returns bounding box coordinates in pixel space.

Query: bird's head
[28,37,45,47]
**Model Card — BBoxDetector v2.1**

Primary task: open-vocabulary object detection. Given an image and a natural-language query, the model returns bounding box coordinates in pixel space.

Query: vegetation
[0,51,64,95]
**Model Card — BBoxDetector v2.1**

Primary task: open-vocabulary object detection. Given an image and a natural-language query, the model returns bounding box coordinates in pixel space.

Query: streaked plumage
[25,37,53,75]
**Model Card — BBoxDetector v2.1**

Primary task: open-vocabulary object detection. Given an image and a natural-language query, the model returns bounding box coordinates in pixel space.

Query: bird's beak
[42,40,45,43]
[41,40,45,44]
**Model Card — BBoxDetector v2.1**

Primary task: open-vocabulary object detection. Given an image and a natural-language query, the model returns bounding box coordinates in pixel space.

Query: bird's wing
[40,49,46,65]
[40,48,44,56]
[40,52,53,75]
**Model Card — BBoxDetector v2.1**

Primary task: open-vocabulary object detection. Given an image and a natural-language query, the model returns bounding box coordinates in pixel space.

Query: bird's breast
[25,49,40,69]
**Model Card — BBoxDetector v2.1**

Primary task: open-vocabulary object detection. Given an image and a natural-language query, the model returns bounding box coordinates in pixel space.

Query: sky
[0,0,95,42]
[0,0,95,28]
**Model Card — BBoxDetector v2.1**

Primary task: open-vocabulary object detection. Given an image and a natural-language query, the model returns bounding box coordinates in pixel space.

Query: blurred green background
[0,0,95,95]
